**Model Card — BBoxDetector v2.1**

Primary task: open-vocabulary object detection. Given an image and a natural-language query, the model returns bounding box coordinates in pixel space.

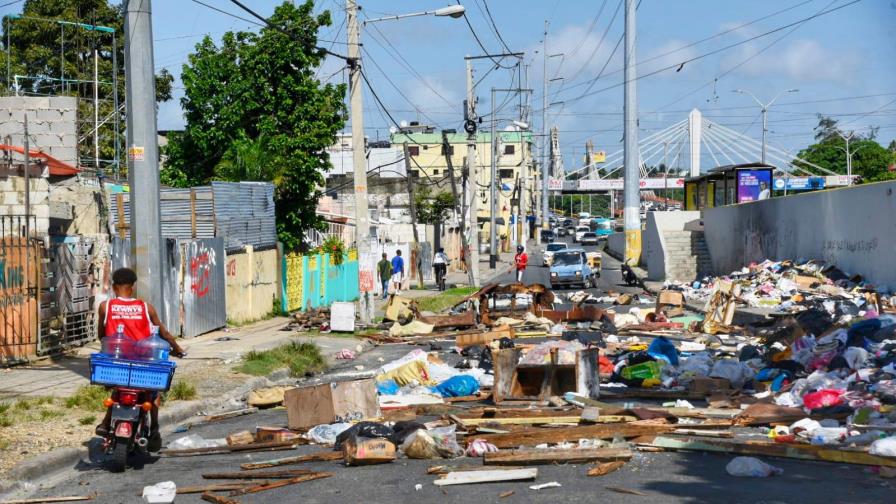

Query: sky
[5,0,895,174]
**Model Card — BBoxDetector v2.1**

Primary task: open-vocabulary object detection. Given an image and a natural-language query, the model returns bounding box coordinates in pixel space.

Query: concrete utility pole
[124,0,164,311]
[489,87,498,269]
[622,0,640,265]
[346,0,373,323]
[402,143,423,289]
[442,131,474,287]
[539,20,549,246]
[94,48,100,173]
[465,59,480,286]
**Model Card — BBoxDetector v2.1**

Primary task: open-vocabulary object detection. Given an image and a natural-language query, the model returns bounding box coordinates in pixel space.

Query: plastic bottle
[137,326,170,361]
[102,323,135,359]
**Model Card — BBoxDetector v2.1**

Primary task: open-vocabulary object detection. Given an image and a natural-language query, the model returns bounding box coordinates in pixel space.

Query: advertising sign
[772,177,825,191]
[736,170,772,202]
[547,178,563,191]
[578,177,684,191]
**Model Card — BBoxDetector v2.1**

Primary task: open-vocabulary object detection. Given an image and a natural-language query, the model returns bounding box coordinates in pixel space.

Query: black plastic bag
[335,422,395,450]
[390,421,426,446]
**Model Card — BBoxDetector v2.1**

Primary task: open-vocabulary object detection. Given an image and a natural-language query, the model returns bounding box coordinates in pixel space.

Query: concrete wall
[0,96,78,166]
[224,246,281,324]
[643,211,701,280]
[704,181,896,291]
[0,176,50,234]
[607,231,625,260]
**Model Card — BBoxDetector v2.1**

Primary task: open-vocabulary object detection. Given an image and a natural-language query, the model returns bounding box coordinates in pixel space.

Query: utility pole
[489,87,498,269]
[539,20,549,246]
[94,48,100,173]
[734,88,798,165]
[124,0,164,311]
[622,0,640,265]
[443,131,474,286]
[23,114,30,241]
[402,143,423,289]
[347,0,373,323]
[464,59,480,286]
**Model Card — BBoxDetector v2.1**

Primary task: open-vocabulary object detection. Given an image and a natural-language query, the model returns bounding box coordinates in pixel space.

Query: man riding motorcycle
[94,268,185,451]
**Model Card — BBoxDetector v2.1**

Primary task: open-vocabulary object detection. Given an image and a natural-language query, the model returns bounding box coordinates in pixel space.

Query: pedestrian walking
[377,253,392,299]
[390,249,405,295]
[513,245,528,283]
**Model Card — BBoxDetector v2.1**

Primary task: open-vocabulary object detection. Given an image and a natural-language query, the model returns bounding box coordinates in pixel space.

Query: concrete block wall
[703,180,896,292]
[0,177,51,234]
[0,96,78,166]
[661,230,713,282]
[224,246,281,324]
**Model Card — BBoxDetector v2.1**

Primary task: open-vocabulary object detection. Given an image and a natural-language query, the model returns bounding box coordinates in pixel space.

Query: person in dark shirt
[377,253,392,299]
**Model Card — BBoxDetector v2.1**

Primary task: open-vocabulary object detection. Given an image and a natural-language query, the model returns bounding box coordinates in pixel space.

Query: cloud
[722,38,859,85]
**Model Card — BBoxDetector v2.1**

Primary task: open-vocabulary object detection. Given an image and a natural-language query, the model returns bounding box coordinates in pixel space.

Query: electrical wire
[457,1,516,69]
[360,46,442,127]
[480,0,512,53]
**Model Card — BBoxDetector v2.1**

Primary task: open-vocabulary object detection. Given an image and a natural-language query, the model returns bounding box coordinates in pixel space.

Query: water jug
[137,326,170,361]
[102,323,135,359]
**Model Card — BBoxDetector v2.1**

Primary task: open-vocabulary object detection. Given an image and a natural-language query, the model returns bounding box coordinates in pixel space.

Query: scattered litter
[725,457,784,477]
[142,481,176,503]
[529,482,562,490]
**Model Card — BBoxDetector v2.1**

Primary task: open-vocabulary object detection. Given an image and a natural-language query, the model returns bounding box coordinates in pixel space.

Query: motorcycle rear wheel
[110,438,128,472]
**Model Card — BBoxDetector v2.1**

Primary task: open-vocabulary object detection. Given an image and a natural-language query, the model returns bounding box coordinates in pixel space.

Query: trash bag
[461,345,485,359]
[497,337,515,349]
[431,375,480,397]
[848,318,882,347]
[869,437,896,457]
[802,389,844,410]
[390,421,426,446]
[647,336,678,366]
[400,426,463,459]
[466,438,499,457]
[710,359,754,389]
[335,422,395,450]
[375,379,400,395]
[794,308,834,337]
[306,422,353,445]
[142,481,177,503]
[738,345,763,362]
[167,434,226,450]
[725,457,783,477]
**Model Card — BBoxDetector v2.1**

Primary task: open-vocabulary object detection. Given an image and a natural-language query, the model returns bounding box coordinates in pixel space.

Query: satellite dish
[389,126,397,134]
[399,120,408,128]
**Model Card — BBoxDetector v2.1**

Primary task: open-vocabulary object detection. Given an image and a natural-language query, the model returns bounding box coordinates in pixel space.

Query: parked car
[556,227,567,237]
[580,232,599,246]
[542,242,568,266]
[540,229,556,243]
[562,218,574,228]
[549,249,596,289]
[574,226,590,243]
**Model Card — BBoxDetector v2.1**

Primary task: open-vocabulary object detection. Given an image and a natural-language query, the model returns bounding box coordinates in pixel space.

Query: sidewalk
[0,317,366,401]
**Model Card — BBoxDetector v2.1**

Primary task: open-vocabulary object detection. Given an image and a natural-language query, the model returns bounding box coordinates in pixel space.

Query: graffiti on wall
[283,254,304,312]
[226,258,237,277]
[188,242,217,298]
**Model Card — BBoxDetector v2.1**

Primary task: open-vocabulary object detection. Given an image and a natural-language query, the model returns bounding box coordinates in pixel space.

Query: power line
[360,46,443,127]
[457,1,516,69]
[191,0,265,28]
[480,0,512,53]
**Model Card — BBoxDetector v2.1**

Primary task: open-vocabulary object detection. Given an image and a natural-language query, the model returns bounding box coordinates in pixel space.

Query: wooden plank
[240,450,344,470]
[455,327,514,348]
[229,472,333,496]
[484,447,632,466]
[471,423,679,449]
[0,498,93,504]
[434,468,539,486]
[203,469,313,480]
[460,415,635,426]
[177,483,263,494]
[587,460,627,477]
[200,493,241,504]
[671,429,734,438]
[651,436,896,467]
[427,464,524,475]
[160,440,299,457]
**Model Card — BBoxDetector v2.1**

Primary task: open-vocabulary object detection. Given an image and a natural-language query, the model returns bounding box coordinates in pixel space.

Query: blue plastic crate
[89,354,177,391]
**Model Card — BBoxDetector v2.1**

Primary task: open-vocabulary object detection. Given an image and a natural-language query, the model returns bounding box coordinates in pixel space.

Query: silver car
[542,242,568,266]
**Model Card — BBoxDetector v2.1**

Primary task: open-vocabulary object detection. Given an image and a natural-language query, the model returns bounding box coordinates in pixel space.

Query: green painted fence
[281,249,359,312]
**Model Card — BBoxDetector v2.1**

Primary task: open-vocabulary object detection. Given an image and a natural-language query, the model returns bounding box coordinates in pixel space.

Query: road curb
[0,337,367,499]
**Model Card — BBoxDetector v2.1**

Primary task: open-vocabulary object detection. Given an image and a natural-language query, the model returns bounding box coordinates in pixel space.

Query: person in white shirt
[432,248,449,291]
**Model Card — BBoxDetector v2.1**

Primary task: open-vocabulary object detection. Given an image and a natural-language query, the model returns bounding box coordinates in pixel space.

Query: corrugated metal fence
[110,237,226,338]
[281,249,359,312]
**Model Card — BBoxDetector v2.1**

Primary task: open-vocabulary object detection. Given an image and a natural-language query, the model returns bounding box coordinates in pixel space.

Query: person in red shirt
[94,268,184,449]
[513,245,528,283]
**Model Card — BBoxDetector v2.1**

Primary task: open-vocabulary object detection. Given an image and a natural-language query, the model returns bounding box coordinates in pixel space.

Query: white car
[574,226,590,243]
[542,242,568,266]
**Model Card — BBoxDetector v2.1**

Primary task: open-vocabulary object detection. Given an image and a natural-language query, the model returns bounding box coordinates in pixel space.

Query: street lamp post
[347,1,464,323]
[835,131,865,186]
[733,88,798,165]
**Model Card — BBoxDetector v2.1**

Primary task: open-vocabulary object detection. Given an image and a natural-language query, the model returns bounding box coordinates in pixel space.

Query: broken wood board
[455,327,515,348]
[651,436,896,467]
[433,468,539,486]
[460,415,635,427]
[240,450,344,470]
[203,469,313,480]
[161,440,299,457]
[484,447,632,466]
[427,464,524,475]
[0,498,94,504]
[200,493,240,504]
[671,429,734,438]
[229,472,333,496]
[598,387,704,400]
[470,423,680,449]
[587,460,627,477]
[177,483,267,494]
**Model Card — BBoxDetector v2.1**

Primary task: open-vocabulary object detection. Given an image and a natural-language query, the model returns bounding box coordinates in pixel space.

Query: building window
[441,145,454,155]
[503,144,515,155]
[499,169,514,179]
[408,146,420,156]
[432,169,440,175]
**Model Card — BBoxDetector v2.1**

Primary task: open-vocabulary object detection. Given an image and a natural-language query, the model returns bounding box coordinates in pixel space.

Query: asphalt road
[15,244,893,503]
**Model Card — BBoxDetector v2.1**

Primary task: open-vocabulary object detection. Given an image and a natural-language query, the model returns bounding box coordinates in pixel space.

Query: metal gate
[39,237,100,356]
[0,216,41,365]
[179,238,225,338]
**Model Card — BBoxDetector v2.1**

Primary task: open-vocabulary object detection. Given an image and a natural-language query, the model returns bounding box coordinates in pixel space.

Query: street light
[363,5,466,24]
[834,131,865,186]
[732,88,798,165]
[347,1,464,324]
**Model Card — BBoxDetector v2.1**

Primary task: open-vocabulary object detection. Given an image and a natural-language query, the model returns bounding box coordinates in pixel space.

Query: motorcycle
[620,260,639,287]
[102,386,156,471]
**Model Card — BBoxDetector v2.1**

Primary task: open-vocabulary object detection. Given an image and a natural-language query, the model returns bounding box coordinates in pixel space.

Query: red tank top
[105,297,152,341]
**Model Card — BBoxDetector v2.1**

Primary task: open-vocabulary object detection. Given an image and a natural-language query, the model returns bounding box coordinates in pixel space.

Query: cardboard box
[285,379,381,430]
[343,437,396,466]
[688,377,731,396]
[226,430,255,446]
[255,426,299,443]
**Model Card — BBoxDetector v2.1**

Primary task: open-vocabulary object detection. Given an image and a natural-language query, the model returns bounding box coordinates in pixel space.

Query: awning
[0,144,80,176]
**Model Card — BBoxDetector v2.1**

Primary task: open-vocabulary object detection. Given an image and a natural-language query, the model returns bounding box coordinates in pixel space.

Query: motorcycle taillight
[118,391,138,406]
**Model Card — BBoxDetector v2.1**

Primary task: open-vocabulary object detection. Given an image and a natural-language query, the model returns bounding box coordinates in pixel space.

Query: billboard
[578,177,684,191]
[773,176,825,191]
[736,170,772,202]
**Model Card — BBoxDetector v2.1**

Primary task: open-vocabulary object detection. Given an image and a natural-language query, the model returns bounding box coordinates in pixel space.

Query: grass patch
[39,409,63,420]
[65,385,109,411]
[78,415,97,426]
[236,341,327,377]
[166,380,197,401]
[416,286,479,314]
[0,416,11,427]
[0,438,9,450]
[0,402,9,415]
[14,399,33,411]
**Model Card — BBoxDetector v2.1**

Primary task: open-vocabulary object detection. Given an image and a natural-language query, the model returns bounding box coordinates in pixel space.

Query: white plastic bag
[305,422,353,444]
[142,481,177,503]
[725,457,783,477]
[167,434,226,450]
[869,437,896,457]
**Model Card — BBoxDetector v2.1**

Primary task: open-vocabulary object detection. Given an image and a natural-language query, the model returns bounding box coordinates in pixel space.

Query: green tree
[0,0,173,173]
[163,1,345,250]
[794,137,894,180]
[414,185,456,225]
